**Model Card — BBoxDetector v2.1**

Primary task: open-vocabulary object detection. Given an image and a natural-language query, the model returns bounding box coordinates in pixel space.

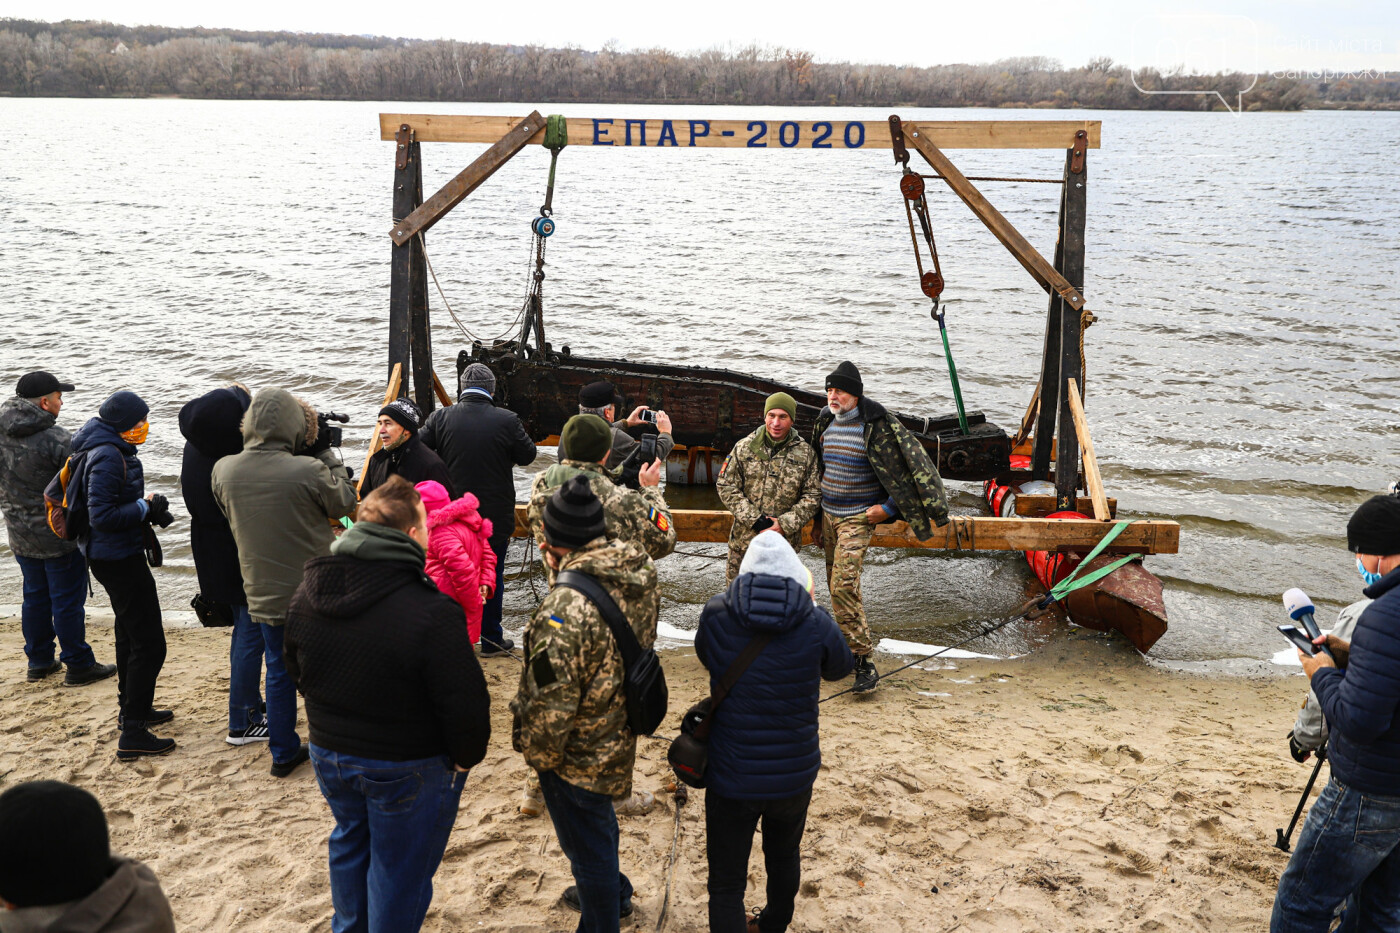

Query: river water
[1,99,1396,671]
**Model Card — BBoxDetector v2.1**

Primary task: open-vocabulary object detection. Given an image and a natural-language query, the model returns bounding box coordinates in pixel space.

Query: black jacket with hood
[420,393,536,548]
[179,386,251,607]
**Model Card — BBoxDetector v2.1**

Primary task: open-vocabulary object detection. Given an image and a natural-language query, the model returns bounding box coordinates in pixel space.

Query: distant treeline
[3,18,1397,111]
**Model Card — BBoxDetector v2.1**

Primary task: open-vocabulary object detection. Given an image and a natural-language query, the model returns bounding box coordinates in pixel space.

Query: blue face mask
[1357,558,1384,586]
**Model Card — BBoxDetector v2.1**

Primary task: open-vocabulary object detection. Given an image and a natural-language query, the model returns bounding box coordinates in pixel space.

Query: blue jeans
[228,605,264,731]
[16,551,94,669]
[311,746,466,933]
[1271,778,1400,932]
[538,770,633,933]
[259,622,300,763]
[479,536,508,647]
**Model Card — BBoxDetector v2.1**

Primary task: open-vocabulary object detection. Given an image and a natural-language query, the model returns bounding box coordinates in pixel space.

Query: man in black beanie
[0,780,174,930]
[563,380,675,475]
[810,360,949,694]
[360,396,454,498]
[512,476,660,929]
[1270,494,1400,931]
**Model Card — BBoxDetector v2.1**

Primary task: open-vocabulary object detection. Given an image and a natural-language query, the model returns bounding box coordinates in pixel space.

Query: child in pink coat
[415,481,496,644]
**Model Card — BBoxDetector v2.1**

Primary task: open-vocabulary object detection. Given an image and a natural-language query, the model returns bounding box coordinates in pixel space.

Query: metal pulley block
[921,271,944,299]
[900,173,925,200]
[532,216,556,237]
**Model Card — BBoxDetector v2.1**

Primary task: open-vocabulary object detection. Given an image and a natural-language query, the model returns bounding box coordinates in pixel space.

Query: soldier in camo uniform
[511,476,659,928]
[812,361,949,695]
[715,392,821,583]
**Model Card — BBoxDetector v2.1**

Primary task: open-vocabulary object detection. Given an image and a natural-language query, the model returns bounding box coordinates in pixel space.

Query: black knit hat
[825,361,863,397]
[543,475,607,548]
[379,397,422,434]
[561,414,613,463]
[97,390,149,432]
[0,781,111,907]
[1347,495,1400,555]
[578,381,616,409]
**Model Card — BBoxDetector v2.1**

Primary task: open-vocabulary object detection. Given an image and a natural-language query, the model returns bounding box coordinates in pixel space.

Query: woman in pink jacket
[415,481,496,644]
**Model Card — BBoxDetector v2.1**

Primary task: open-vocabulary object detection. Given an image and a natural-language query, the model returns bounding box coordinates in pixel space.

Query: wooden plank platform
[379,114,1102,150]
[513,507,1177,554]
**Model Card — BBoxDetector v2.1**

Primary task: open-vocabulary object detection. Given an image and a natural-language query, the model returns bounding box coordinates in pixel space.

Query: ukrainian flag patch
[648,507,671,532]
[548,614,565,629]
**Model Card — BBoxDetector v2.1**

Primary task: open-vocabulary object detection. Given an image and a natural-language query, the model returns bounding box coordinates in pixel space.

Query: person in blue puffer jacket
[71,390,176,761]
[1271,494,1400,932]
[695,530,853,933]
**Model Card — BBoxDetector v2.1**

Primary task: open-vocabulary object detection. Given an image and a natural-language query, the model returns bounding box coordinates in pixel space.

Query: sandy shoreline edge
[1,618,1312,931]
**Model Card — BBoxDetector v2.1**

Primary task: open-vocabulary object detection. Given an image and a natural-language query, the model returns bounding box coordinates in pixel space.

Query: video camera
[317,411,350,448]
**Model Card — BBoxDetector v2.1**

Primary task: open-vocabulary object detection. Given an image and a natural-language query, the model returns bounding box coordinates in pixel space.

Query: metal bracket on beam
[395,124,412,171]
[1070,129,1087,175]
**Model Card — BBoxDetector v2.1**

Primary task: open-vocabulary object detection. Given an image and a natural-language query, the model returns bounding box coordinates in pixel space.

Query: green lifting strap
[1047,519,1139,603]
[935,312,970,436]
[544,114,569,151]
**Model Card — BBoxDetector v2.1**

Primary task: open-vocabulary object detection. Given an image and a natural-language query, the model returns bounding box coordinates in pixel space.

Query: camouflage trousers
[822,511,876,657]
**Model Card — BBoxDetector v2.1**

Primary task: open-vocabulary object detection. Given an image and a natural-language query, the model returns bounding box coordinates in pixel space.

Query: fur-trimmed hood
[425,490,492,538]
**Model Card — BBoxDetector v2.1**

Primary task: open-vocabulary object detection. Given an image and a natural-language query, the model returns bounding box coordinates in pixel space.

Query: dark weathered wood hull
[460,344,1011,481]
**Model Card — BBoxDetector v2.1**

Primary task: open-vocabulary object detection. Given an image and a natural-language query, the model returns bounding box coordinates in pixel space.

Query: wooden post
[1031,167,1069,480]
[1065,378,1110,521]
[406,144,435,415]
[388,125,417,390]
[1053,133,1088,510]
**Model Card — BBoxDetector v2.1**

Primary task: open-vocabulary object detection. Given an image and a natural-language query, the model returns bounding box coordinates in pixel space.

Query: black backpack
[555,569,669,736]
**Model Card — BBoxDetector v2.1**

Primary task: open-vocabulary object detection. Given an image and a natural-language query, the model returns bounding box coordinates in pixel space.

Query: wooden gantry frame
[378,111,1178,558]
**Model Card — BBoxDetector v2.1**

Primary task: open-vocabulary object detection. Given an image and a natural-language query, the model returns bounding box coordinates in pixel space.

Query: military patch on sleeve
[648,506,671,532]
[718,455,730,479]
[548,614,565,630]
[531,650,559,688]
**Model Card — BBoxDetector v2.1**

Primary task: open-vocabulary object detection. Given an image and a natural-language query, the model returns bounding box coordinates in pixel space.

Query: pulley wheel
[920,271,945,298]
[900,174,925,200]
[532,216,556,238]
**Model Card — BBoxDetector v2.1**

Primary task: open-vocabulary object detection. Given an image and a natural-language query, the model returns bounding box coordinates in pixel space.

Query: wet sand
[1,615,1312,932]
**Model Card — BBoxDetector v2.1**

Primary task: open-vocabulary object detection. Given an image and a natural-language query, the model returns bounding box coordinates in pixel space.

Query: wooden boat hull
[461,344,1011,481]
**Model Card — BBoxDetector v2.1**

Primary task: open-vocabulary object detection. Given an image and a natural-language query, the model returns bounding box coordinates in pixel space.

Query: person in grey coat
[1288,597,1370,760]
[0,371,114,686]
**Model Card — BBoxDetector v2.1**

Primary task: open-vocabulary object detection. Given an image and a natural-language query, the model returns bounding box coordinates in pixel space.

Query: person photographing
[1270,495,1400,931]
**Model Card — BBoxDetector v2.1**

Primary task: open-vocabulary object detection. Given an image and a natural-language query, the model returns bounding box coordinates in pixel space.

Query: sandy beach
[1,614,1316,932]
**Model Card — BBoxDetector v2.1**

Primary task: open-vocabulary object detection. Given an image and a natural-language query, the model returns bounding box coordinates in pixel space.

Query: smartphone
[639,409,659,425]
[638,434,658,464]
[1278,624,1317,656]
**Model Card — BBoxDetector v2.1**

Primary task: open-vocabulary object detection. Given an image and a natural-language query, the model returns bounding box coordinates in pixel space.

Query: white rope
[418,234,483,344]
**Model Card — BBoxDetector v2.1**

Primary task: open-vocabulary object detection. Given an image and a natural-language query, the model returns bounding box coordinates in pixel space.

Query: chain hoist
[518,115,568,353]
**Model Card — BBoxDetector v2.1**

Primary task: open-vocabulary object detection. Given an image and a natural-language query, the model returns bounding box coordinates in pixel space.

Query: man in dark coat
[0,371,112,685]
[179,384,268,746]
[360,397,454,499]
[420,363,537,656]
[1271,495,1400,932]
[695,531,852,933]
[285,476,491,932]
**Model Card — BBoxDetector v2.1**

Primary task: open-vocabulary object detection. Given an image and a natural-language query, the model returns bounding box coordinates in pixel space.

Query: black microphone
[1283,588,1334,662]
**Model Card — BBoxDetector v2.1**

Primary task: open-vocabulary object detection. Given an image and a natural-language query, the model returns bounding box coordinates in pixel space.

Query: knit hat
[97,390,149,432]
[739,530,814,593]
[560,414,613,463]
[379,397,422,434]
[415,480,451,516]
[579,381,616,409]
[1347,495,1400,555]
[765,392,797,421]
[460,363,496,397]
[543,475,607,548]
[0,781,111,907]
[16,371,74,398]
[824,361,863,398]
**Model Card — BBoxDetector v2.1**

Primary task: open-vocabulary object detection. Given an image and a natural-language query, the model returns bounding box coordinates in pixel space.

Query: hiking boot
[480,637,516,658]
[119,709,173,729]
[117,724,176,760]
[853,656,879,694]
[519,783,544,817]
[227,719,271,746]
[613,789,655,817]
[270,743,310,778]
[26,660,62,682]
[561,885,634,919]
[63,661,117,687]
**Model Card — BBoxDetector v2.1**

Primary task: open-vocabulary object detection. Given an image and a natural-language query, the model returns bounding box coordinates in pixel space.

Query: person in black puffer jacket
[179,384,269,746]
[360,397,454,500]
[284,476,491,932]
[1271,495,1400,932]
[71,390,176,761]
[694,531,853,933]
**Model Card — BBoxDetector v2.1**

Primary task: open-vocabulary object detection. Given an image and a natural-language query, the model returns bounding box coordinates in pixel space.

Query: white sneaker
[613,790,655,817]
[227,720,271,746]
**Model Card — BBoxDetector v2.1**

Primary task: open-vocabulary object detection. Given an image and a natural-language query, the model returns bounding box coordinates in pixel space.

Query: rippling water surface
[1,99,1396,669]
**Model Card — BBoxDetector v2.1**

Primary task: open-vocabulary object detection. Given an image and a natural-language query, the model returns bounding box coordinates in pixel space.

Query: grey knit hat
[739,530,813,593]
[460,363,496,398]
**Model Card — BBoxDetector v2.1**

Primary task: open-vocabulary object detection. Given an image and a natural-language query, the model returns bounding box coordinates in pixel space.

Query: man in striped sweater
[812,361,950,694]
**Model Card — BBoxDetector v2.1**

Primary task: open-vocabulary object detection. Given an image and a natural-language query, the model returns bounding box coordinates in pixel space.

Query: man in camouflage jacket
[512,476,659,927]
[811,361,949,693]
[716,392,821,582]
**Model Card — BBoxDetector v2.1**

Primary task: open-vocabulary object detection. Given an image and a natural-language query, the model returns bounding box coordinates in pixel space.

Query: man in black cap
[0,780,175,930]
[0,372,114,686]
[810,361,949,695]
[562,380,675,479]
[1271,495,1400,932]
[360,396,454,499]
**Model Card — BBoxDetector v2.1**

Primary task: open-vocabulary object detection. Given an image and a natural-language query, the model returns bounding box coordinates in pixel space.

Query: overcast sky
[5,0,1397,74]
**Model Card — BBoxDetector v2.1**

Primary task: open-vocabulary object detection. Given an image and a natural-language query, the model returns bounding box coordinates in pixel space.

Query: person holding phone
[561,381,675,472]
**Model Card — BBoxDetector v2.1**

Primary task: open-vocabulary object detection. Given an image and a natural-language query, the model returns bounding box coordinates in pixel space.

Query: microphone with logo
[1282,588,1335,663]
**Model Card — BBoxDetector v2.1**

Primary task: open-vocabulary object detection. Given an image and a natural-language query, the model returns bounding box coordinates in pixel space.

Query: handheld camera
[317,411,350,448]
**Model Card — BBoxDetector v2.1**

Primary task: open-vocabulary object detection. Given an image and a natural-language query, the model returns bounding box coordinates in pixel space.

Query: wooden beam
[380,114,1101,150]
[510,506,1177,554]
[1014,495,1116,518]
[389,111,547,244]
[406,146,435,416]
[1031,155,1069,480]
[387,129,416,386]
[356,364,402,497]
[1065,378,1110,521]
[901,123,1087,315]
[1054,140,1088,510]
[432,371,452,407]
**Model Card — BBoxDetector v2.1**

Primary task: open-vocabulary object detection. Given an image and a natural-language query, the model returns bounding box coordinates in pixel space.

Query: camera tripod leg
[1275,747,1327,853]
